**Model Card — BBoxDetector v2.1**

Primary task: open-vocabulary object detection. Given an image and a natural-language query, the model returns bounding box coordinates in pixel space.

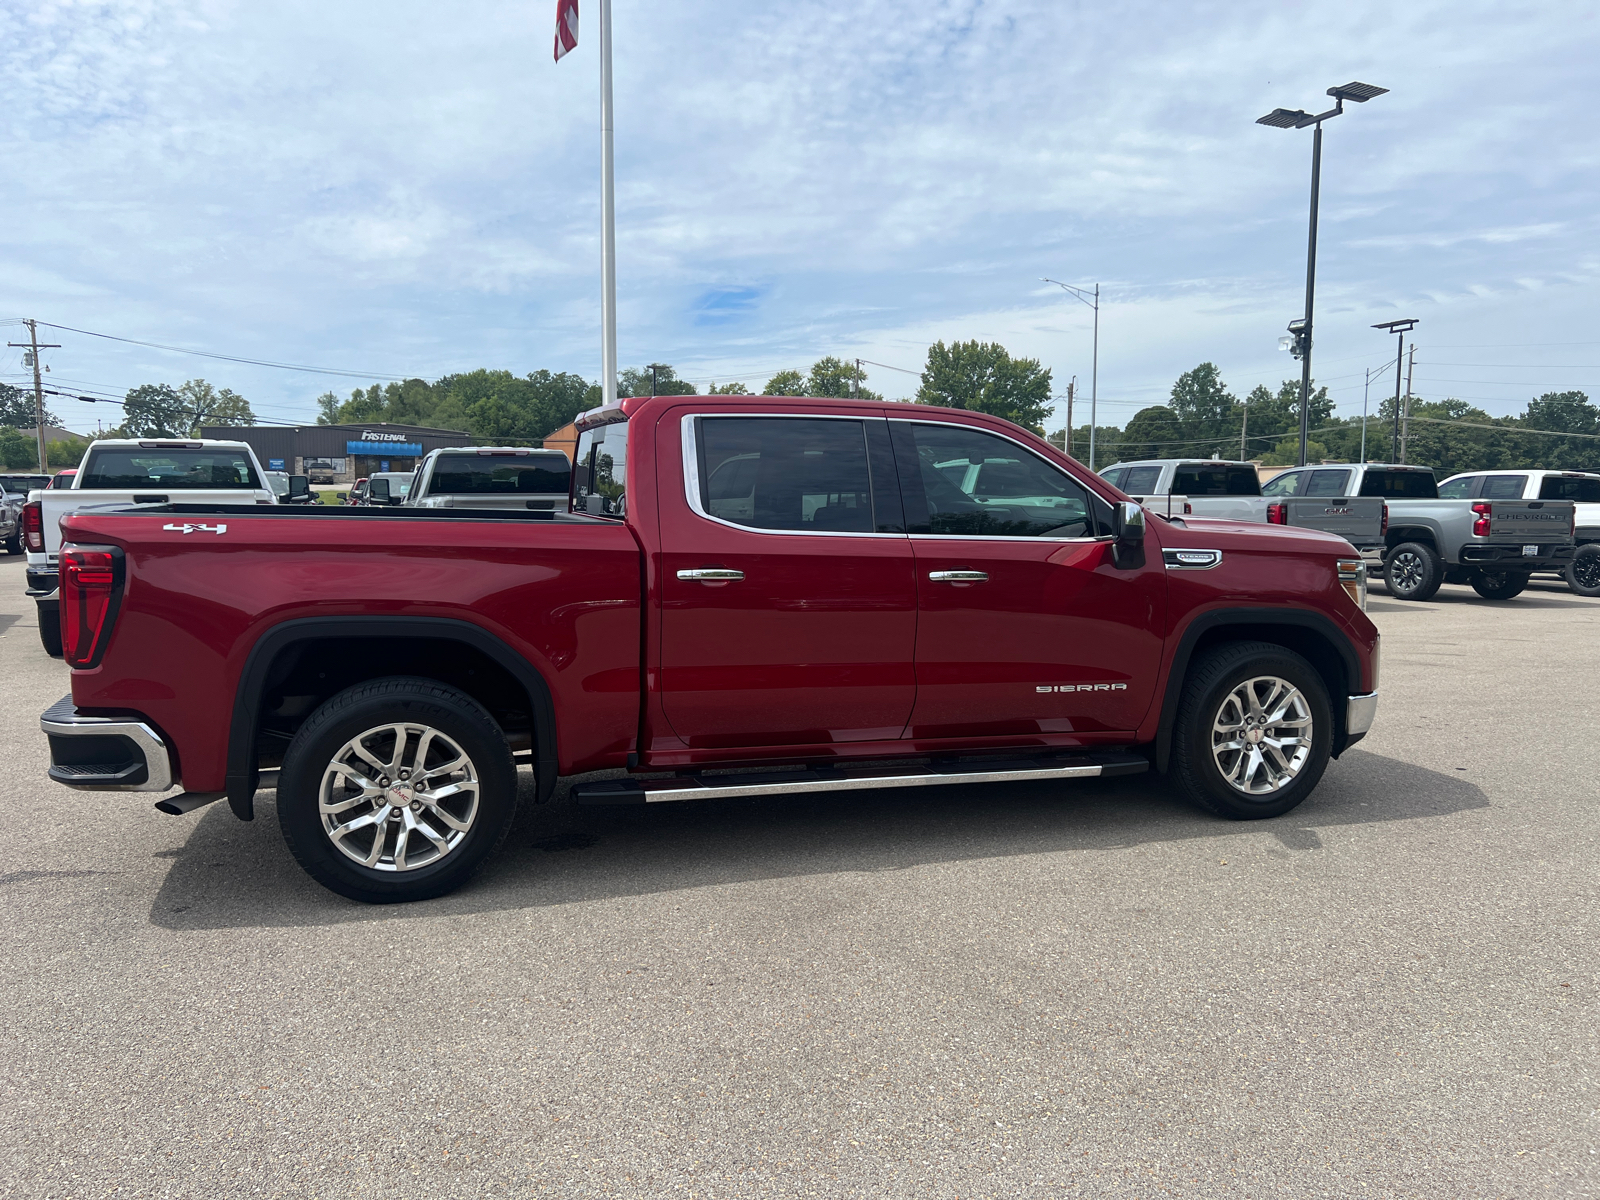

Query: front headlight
[1337,558,1367,611]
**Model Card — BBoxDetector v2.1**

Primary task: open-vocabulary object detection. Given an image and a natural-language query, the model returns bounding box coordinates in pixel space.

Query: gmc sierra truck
[40,396,1381,904]
[1436,469,1600,596]
[1269,462,1577,601]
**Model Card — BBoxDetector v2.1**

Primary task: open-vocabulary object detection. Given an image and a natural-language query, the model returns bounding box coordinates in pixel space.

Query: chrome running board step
[573,751,1148,806]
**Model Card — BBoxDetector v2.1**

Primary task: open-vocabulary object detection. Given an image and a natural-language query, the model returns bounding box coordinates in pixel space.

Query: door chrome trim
[928,570,989,582]
[677,568,745,582]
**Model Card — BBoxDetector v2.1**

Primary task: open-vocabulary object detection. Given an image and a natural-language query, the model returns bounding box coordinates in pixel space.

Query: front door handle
[928,570,989,583]
[677,568,745,582]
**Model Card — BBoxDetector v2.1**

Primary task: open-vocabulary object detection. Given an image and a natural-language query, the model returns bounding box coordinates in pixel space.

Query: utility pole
[1400,344,1416,463]
[853,358,861,399]
[8,320,61,472]
[1240,391,1249,460]
[1041,280,1099,468]
[1065,377,1075,458]
[1360,367,1371,463]
[1372,318,1417,462]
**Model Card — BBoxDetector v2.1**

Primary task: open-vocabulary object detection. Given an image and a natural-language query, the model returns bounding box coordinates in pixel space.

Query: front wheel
[277,677,519,903]
[1383,542,1443,601]
[1566,544,1600,597]
[37,600,62,657]
[1470,570,1528,600]
[1171,641,1333,820]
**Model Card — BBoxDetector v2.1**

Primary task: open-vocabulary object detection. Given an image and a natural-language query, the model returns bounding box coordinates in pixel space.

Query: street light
[1372,318,1417,462]
[1042,279,1099,470]
[1258,81,1388,466]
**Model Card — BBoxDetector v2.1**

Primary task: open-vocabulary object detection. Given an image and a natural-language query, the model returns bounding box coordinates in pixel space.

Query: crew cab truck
[405,446,573,511]
[23,439,276,656]
[40,396,1380,904]
[1283,462,1578,602]
[1436,470,1600,597]
[1100,459,1385,548]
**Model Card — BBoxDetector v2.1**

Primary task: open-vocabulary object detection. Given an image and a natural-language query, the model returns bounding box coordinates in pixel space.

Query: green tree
[764,369,806,395]
[0,383,58,428]
[805,356,881,400]
[1121,406,1186,460]
[619,365,697,397]
[1519,390,1597,468]
[916,340,1052,430]
[180,379,254,432]
[121,384,187,437]
[1241,379,1332,458]
[707,381,751,395]
[0,426,37,468]
[315,391,341,424]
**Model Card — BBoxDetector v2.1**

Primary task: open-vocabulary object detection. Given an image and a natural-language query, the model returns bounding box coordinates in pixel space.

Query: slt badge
[162,522,228,535]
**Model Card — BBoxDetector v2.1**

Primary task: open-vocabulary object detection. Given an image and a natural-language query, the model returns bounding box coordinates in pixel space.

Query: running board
[572,751,1149,806]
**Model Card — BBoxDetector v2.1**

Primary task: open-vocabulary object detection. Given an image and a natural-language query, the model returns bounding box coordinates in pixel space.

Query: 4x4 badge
[162,522,228,535]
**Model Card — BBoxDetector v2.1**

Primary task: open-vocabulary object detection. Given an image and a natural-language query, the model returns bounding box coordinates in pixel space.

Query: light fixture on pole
[1042,279,1100,470]
[1258,81,1388,466]
[1372,318,1418,462]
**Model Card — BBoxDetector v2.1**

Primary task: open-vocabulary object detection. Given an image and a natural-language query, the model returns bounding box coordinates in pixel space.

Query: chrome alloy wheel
[318,723,480,872]
[1389,549,1426,592]
[1210,676,1314,796]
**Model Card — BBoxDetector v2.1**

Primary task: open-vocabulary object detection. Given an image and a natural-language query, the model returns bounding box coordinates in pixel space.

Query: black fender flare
[225,616,559,820]
[1154,607,1363,773]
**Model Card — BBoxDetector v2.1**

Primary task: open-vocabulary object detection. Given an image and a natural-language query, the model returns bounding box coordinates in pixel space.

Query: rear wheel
[1383,542,1443,601]
[1566,544,1600,597]
[1171,641,1333,820]
[277,677,518,903]
[1470,570,1527,600]
[3,534,19,555]
[37,600,61,657]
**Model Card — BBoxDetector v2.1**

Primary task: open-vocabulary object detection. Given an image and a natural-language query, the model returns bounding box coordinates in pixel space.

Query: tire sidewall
[1176,646,1333,820]
[1384,542,1440,601]
[277,680,518,903]
[1567,544,1600,597]
[1470,570,1527,600]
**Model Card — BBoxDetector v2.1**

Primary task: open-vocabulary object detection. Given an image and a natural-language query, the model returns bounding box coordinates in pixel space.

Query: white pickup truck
[1100,458,1386,549]
[401,446,572,511]
[23,439,277,656]
[1437,469,1600,596]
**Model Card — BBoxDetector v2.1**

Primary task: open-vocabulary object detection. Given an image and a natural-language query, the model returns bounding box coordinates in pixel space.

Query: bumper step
[572,751,1149,806]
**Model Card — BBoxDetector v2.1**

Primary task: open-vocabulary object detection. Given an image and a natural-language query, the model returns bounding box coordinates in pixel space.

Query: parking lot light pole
[1258,81,1388,466]
[1042,279,1099,470]
[1372,319,1417,462]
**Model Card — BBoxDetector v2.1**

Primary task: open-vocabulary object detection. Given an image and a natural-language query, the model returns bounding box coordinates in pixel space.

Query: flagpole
[599,0,618,405]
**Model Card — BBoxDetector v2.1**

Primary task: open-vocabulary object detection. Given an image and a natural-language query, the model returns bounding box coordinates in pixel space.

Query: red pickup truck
[41,395,1380,903]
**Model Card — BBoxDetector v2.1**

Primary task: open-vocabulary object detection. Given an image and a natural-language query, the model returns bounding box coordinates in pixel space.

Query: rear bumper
[1460,544,1574,569]
[26,566,58,600]
[40,695,174,792]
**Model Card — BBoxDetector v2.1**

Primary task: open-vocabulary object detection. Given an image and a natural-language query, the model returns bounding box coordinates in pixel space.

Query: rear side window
[1100,468,1126,488]
[1537,475,1600,502]
[1120,465,1162,494]
[80,448,261,490]
[1306,469,1351,497]
[696,417,874,533]
[1171,465,1260,496]
[1359,470,1437,499]
[427,454,570,495]
[574,419,630,517]
[1480,475,1527,499]
[1438,477,1476,499]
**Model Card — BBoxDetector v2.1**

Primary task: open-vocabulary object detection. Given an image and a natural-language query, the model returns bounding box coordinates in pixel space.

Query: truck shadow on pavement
[148,748,1487,930]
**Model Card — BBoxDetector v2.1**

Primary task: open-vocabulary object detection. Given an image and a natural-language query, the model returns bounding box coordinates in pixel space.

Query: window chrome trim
[1162,547,1224,570]
[680,412,905,539]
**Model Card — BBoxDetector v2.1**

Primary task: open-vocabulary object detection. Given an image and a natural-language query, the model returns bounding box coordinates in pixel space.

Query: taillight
[1381,504,1389,536]
[21,501,43,553]
[59,543,125,668]
[1471,501,1491,538]
[1266,502,1287,525]
[1183,501,1193,514]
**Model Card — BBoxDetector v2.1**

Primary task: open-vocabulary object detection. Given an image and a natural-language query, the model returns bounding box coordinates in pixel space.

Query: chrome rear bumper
[41,695,174,792]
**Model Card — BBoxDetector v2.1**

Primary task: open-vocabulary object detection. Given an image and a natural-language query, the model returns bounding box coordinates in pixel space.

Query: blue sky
[3,0,1598,435]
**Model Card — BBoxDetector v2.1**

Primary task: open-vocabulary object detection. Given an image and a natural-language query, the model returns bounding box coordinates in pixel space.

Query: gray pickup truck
[404,446,573,511]
[1100,459,1385,548]
[1273,462,1576,601]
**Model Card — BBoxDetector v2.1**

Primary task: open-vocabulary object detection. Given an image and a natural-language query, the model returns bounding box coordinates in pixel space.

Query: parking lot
[1,552,1595,1199]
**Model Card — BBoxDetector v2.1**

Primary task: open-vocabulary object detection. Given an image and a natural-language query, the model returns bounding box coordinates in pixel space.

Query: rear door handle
[928,570,988,583]
[677,568,745,582]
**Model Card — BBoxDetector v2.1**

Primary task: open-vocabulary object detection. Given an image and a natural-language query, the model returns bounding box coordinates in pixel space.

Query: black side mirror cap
[368,479,391,502]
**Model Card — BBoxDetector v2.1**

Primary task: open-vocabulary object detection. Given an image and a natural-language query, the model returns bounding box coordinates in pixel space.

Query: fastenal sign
[347,440,422,455]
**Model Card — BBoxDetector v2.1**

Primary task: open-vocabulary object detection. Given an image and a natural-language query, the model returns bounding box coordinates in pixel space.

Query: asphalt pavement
[0,553,1595,1199]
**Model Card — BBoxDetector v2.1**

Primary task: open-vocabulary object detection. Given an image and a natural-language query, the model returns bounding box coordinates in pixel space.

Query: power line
[31,321,414,381]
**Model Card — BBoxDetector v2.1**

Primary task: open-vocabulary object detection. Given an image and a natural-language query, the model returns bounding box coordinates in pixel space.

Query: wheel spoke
[319,793,370,816]
[393,814,412,871]
[381,724,410,778]
[351,739,389,777]
[424,780,478,806]
[420,753,470,781]
[328,761,382,793]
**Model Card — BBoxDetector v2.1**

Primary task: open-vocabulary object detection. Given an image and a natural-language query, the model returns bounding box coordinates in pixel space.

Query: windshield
[427,454,571,495]
[573,420,628,517]
[1538,475,1600,502]
[1172,464,1260,496]
[372,474,413,498]
[80,447,262,490]
[1358,469,1437,499]
[267,475,290,496]
[0,475,50,494]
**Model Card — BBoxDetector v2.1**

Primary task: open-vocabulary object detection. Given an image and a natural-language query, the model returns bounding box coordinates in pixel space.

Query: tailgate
[1284,497,1384,543]
[1487,500,1574,543]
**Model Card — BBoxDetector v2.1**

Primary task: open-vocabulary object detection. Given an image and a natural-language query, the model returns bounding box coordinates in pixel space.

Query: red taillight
[21,501,43,553]
[1471,501,1491,538]
[1266,502,1287,525]
[1183,501,1193,514]
[60,543,124,668]
[1381,504,1389,536]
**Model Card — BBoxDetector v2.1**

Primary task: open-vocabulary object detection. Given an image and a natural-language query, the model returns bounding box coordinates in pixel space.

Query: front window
[1261,471,1302,497]
[427,454,571,496]
[1539,474,1600,502]
[696,416,874,532]
[1120,465,1162,495]
[80,447,262,490]
[1359,469,1437,499]
[1438,476,1476,499]
[573,419,629,517]
[1172,464,1260,496]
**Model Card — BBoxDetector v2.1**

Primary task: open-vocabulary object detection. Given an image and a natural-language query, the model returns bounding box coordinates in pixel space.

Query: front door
[890,419,1167,739]
[658,412,918,749]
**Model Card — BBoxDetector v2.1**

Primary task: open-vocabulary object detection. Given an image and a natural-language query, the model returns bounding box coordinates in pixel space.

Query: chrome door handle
[677,568,745,582]
[928,570,988,583]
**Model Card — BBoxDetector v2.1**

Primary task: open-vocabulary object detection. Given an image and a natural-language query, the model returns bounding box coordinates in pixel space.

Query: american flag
[554,0,578,61]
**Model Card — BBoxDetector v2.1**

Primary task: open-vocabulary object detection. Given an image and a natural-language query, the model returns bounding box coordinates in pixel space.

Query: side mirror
[1113,500,1145,545]
[368,478,391,503]
[287,475,310,501]
[335,492,348,501]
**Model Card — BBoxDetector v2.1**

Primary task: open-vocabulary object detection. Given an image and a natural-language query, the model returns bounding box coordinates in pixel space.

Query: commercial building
[199,422,476,483]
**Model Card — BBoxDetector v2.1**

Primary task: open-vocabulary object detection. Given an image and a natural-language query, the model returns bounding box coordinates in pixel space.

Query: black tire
[3,534,20,555]
[1383,541,1443,601]
[1171,641,1333,821]
[37,600,62,658]
[1566,544,1600,598]
[277,677,519,904]
[1469,570,1528,600]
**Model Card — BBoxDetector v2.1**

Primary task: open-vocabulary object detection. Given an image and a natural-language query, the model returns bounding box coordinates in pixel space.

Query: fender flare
[1154,607,1363,773]
[225,616,559,820]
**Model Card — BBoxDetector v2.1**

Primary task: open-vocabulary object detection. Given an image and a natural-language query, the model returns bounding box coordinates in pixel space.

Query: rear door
[657,412,918,749]
[892,419,1166,738]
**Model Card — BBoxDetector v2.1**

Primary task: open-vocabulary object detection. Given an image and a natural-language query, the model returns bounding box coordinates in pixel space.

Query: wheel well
[1385,527,1438,554]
